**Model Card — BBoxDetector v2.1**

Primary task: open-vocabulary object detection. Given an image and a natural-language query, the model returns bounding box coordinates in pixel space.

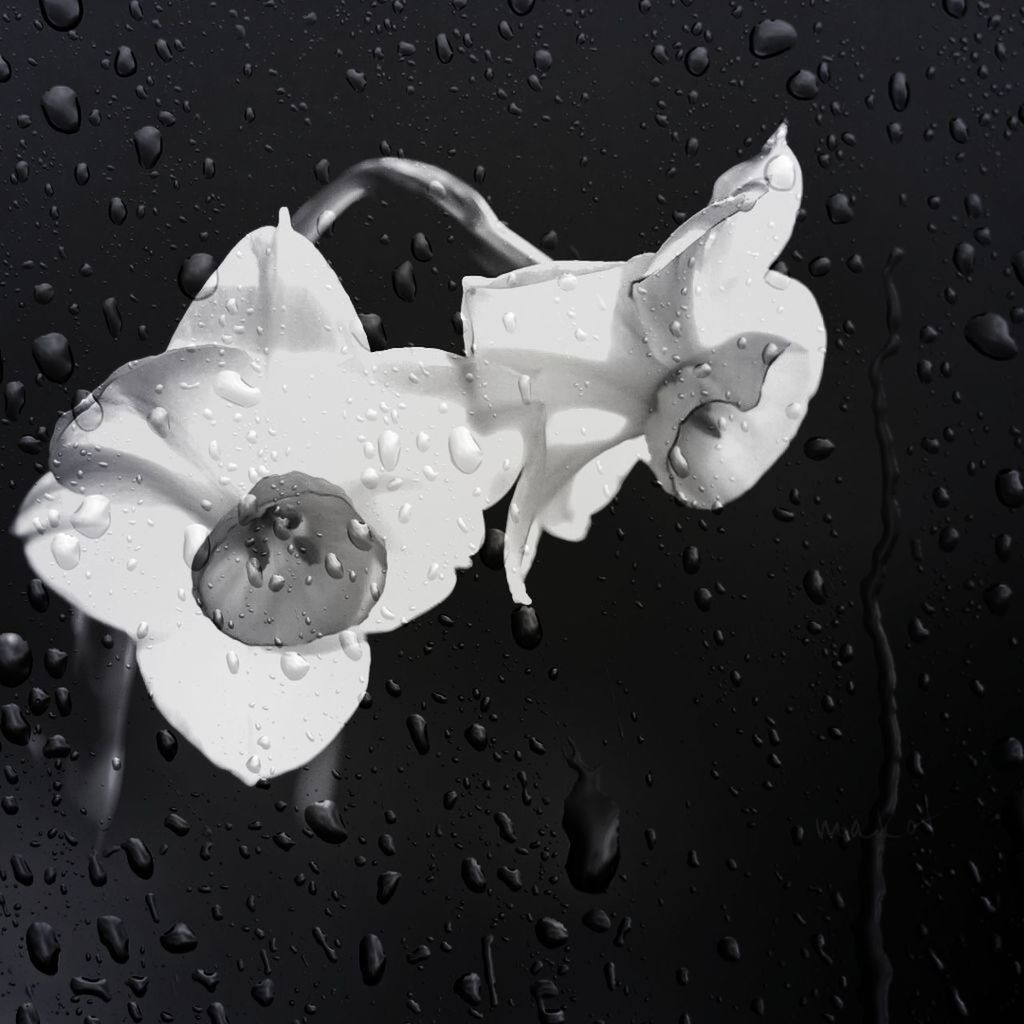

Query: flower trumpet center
[191,471,386,647]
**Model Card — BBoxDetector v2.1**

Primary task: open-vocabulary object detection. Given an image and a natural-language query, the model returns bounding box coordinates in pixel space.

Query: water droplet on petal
[71,495,111,539]
[449,425,483,474]
[226,651,240,674]
[377,430,401,470]
[246,754,262,774]
[51,532,81,570]
[324,552,345,578]
[765,153,796,191]
[669,446,691,479]
[518,374,533,404]
[502,311,517,333]
[147,406,170,437]
[785,401,804,420]
[280,651,310,681]
[213,370,262,407]
[415,431,430,452]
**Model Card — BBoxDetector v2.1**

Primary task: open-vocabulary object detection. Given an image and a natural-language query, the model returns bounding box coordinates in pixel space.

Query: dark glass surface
[1,1,1022,1021]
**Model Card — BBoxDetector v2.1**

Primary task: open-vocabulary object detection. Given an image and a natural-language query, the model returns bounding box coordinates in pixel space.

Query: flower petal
[167,208,368,359]
[48,345,262,513]
[461,260,629,370]
[136,611,370,785]
[643,273,825,507]
[13,472,202,642]
[539,437,649,542]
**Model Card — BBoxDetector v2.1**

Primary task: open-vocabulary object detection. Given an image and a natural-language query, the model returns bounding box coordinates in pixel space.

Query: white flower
[461,124,826,603]
[13,125,824,784]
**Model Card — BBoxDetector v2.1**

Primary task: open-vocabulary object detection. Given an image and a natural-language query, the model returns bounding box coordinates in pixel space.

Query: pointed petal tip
[277,206,293,230]
[769,120,789,147]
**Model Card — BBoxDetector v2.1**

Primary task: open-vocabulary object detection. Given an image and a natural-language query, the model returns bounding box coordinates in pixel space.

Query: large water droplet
[71,495,110,538]
[377,430,401,471]
[214,370,262,407]
[51,533,81,570]
[280,651,310,681]
[40,85,81,133]
[448,425,483,474]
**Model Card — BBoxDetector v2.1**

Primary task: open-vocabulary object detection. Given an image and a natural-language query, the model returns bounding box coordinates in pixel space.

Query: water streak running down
[292,158,551,275]
[858,248,904,1024]
[72,613,137,840]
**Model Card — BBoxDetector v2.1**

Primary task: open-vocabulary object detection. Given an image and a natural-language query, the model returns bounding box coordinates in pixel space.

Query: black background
[1,0,1023,1021]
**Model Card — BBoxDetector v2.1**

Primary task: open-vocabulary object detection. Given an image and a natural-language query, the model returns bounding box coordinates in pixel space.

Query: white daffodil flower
[14,124,824,784]
[461,123,826,603]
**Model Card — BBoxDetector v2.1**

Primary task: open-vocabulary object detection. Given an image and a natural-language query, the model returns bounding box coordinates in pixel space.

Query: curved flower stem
[292,158,550,275]
[71,614,136,841]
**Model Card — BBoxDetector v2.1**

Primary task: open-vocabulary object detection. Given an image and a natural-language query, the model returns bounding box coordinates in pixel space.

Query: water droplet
[71,495,110,538]
[114,45,137,77]
[787,69,819,101]
[280,651,310,681]
[32,332,74,382]
[40,85,80,133]
[359,933,386,985]
[562,744,620,893]
[246,754,262,774]
[378,429,401,470]
[26,922,60,975]
[147,406,170,436]
[669,446,691,479]
[304,799,348,843]
[518,374,533,404]
[765,153,796,191]
[178,253,217,300]
[503,311,517,333]
[214,369,262,406]
[965,312,1018,360]
[40,0,83,31]
[449,425,483,474]
[51,533,81,570]
[133,125,163,169]
[750,18,797,58]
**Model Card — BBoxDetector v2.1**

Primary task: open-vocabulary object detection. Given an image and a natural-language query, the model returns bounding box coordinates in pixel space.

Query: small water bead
[280,651,310,681]
[448,425,483,474]
[225,651,239,674]
[71,495,110,538]
[377,430,401,470]
[415,431,430,452]
[246,754,262,774]
[51,533,81,570]
[214,370,261,407]
[557,272,578,291]
[518,374,533,404]
[502,311,517,333]
[360,467,380,489]
[785,401,804,420]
